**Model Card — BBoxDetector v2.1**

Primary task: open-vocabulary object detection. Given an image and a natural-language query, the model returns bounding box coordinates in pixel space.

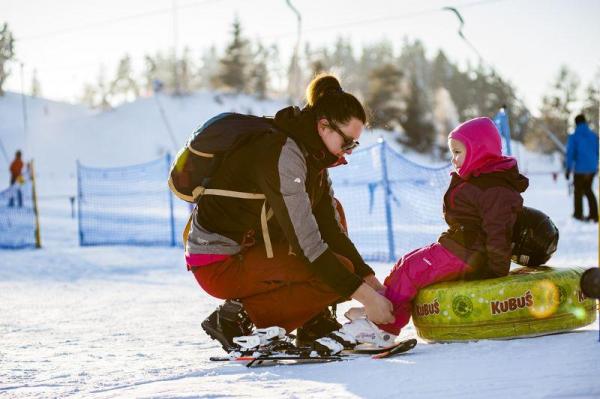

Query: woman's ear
[316,118,327,137]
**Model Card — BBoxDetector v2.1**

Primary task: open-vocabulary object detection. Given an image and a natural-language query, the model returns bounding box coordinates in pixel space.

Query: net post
[379,139,396,262]
[29,160,42,248]
[167,153,176,247]
[76,160,84,246]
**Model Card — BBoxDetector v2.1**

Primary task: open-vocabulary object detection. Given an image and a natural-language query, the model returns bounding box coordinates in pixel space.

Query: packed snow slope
[1,92,598,399]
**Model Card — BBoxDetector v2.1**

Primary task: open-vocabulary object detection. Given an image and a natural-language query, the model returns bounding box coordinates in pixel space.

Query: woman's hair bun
[305,73,342,107]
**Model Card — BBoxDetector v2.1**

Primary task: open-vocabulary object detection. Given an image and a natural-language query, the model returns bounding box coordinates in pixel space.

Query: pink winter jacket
[439,118,529,279]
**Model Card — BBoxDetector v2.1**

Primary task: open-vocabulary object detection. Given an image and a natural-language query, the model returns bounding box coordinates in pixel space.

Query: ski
[246,355,343,367]
[209,338,417,366]
[348,338,417,357]
[210,353,343,367]
[371,338,417,359]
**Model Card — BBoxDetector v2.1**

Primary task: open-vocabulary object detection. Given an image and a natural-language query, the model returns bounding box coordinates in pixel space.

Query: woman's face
[448,138,466,171]
[317,117,363,158]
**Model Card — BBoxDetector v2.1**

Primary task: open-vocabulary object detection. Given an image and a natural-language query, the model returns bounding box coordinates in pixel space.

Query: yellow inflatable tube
[412,267,597,341]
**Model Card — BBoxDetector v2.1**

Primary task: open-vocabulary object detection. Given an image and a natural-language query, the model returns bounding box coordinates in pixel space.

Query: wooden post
[29,160,42,248]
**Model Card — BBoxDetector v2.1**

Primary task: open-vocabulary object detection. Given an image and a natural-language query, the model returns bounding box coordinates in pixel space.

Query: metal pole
[29,160,41,248]
[285,0,302,103]
[167,153,176,246]
[380,140,396,262]
[172,0,180,95]
[19,62,29,149]
[0,136,9,164]
[76,160,84,246]
[153,94,178,152]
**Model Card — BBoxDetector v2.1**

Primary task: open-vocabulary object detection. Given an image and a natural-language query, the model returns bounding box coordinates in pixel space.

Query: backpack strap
[187,146,215,158]
[193,187,266,200]
[192,188,275,259]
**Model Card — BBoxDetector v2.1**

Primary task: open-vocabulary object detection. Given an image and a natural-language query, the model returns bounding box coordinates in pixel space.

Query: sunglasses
[326,119,360,152]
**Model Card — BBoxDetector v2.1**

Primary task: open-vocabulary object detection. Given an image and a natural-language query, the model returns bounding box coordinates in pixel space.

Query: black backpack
[169,112,278,258]
[168,112,276,203]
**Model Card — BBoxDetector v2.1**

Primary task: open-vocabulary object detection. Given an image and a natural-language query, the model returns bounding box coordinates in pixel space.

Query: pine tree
[178,46,195,94]
[214,17,251,93]
[110,55,139,103]
[431,50,454,90]
[30,68,41,97]
[304,42,330,88]
[399,74,436,153]
[581,69,600,133]
[80,83,97,108]
[365,63,403,130]
[287,44,303,104]
[80,66,112,109]
[397,39,435,152]
[432,87,459,158]
[250,42,269,100]
[356,40,395,99]
[329,37,358,93]
[529,65,580,153]
[0,22,15,96]
[198,45,219,90]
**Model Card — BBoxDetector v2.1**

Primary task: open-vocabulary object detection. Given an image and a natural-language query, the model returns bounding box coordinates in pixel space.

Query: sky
[2,0,599,112]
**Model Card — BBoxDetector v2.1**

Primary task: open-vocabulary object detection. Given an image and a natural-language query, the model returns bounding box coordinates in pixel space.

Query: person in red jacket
[339,117,529,345]
[8,150,24,208]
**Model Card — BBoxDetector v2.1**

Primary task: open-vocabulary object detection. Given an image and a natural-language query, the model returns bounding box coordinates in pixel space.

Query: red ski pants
[191,199,354,333]
[377,242,470,335]
[191,244,354,333]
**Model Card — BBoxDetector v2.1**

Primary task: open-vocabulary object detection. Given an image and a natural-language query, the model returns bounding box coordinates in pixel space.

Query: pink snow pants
[377,242,470,335]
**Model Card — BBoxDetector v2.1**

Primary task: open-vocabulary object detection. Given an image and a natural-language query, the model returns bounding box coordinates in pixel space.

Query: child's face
[448,138,466,171]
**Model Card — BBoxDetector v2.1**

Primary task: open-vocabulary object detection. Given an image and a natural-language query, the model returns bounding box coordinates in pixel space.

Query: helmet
[511,207,559,266]
[580,268,600,299]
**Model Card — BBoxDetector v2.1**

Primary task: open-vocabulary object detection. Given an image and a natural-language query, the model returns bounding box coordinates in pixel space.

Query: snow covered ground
[1,93,599,398]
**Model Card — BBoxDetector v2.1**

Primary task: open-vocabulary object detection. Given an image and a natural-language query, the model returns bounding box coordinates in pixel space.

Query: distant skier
[565,114,599,223]
[340,117,531,341]
[184,74,394,352]
[8,150,24,208]
[493,104,512,155]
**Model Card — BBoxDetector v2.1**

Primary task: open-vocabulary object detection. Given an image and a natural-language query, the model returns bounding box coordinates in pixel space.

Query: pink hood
[449,117,517,178]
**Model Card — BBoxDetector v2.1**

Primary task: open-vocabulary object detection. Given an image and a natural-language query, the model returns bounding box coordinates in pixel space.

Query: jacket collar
[273,106,341,170]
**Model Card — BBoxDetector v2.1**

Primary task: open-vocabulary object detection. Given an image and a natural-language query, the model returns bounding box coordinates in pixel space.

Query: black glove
[565,171,570,180]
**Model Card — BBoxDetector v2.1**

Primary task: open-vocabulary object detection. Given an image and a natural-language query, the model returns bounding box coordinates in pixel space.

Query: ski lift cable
[15,0,225,42]
[443,5,566,154]
[15,0,505,44]
[11,0,508,74]
[0,136,10,164]
[261,0,509,41]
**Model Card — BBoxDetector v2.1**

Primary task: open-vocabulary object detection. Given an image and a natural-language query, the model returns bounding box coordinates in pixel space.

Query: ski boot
[201,300,253,351]
[339,317,396,348]
[232,326,289,352]
[295,306,342,347]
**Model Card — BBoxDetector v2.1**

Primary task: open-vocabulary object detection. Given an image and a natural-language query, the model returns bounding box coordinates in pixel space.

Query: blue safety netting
[0,180,37,249]
[76,141,452,262]
[329,141,452,262]
[77,155,189,246]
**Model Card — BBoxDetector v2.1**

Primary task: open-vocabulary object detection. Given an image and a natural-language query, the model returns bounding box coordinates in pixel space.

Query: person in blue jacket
[565,114,599,222]
[494,104,512,155]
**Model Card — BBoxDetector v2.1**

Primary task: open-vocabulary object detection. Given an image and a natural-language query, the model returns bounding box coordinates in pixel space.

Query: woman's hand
[351,282,395,324]
[364,274,386,294]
